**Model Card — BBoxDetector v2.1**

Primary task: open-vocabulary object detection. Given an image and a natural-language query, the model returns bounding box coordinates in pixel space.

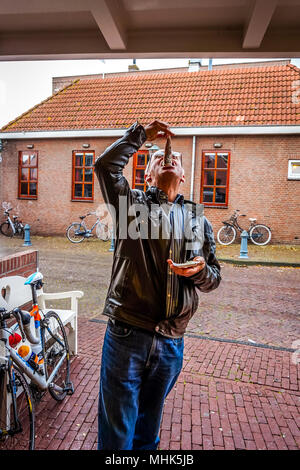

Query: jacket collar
[145,186,184,206]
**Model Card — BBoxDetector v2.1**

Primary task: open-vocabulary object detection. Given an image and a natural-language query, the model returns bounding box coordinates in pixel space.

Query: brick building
[0,61,300,243]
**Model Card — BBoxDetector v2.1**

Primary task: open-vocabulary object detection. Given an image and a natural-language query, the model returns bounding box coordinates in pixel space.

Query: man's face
[145,150,185,188]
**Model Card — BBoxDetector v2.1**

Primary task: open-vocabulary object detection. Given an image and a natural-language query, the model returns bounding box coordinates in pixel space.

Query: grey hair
[145,149,183,187]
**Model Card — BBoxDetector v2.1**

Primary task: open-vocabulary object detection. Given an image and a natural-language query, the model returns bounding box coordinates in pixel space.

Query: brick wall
[193,134,300,244]
[1,134,300,243]
[0,250,38,279]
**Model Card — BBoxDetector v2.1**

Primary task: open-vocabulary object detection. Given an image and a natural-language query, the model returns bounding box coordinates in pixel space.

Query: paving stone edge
[218,257,300,267]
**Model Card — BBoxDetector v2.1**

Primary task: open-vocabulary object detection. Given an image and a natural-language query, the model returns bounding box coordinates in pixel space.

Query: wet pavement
[1,235,299,450]
[33,318,300,450]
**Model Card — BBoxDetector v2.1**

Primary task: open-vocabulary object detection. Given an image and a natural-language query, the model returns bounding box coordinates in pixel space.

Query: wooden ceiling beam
[243,0,278,49]
[90,0,127,50]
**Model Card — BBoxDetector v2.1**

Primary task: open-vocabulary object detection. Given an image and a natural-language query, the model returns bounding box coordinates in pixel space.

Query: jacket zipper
[166,203,184,318]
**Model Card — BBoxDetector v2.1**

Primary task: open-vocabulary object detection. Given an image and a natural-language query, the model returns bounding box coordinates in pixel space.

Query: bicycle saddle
[79,215,86,220]
[249,218,256,222]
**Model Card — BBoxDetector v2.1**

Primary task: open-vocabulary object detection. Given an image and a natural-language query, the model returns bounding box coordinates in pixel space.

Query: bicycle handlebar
[233,209,246,217]
[0,308,26,341]
[79,211,101,220]
[0,307,39,344]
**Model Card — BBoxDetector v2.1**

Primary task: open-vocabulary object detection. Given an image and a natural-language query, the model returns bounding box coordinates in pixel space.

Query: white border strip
[1,125,300,139]
[0,129,125,139]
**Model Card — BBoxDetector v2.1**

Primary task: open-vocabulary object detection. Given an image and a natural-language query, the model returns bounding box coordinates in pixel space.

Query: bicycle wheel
[96,223,111,241]
[217,225,236,245]
[0,365,35,450]
[66,223,86,243]
[0,222,13,238]
[249,224,272,246]
[42,310,71,401]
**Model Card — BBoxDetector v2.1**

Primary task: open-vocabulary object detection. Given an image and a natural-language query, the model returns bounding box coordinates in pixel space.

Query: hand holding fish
[144,120,175,141]
[167,257,206,277]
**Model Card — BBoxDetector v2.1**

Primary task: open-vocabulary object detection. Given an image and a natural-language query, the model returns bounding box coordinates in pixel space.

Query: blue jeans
[98,319,184,450]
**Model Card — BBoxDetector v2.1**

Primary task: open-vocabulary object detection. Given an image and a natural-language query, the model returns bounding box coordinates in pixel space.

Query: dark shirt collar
[145,186,184,206]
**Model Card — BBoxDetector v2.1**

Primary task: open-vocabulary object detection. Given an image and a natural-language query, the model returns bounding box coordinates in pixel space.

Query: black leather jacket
[94,122,221,338]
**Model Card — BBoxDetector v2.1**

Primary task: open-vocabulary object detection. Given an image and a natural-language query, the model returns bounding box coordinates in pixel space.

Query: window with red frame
[18,151,38,199]
[72,151,95,201]
[200,151,230,206]
[132,150,150,191]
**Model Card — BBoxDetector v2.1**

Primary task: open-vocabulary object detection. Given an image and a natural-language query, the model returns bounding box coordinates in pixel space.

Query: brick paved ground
[1,236,299,450]
[33,318,300,451]
[35,239,300,350]
[1,236,299,348]
[187,263,300,348]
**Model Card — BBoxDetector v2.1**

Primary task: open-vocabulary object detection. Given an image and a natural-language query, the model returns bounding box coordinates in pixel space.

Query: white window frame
[288,159,300,180]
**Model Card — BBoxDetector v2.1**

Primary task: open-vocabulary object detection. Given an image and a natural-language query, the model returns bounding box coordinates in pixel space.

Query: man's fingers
[170,266,199,277]
[155,121,175,136]
[156,131,173,138]
[167,259,193,275]
[147,120,175,137]
[193,256,204,262]
[167,258,205,277]
[153,119,170,128]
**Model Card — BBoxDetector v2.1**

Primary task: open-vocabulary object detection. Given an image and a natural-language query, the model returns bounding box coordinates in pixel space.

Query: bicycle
[0,208,24,239]
[66,211,112,243]
[0,271,73,450]
[217,209,272,246]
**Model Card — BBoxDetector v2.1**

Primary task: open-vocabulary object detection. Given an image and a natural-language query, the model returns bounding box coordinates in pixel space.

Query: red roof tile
[2,64,300,132]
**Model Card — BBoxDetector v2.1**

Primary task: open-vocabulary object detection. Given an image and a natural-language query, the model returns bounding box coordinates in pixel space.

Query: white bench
[0,275,83,355]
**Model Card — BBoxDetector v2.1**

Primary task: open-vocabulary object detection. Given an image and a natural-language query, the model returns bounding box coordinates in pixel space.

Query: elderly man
[94,120,221,450]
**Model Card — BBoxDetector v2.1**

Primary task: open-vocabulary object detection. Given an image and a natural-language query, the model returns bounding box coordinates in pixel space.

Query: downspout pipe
[189,135,196,201]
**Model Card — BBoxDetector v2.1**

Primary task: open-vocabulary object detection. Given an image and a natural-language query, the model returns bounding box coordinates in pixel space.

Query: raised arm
[94,120,174,209]
[94,121,146,208]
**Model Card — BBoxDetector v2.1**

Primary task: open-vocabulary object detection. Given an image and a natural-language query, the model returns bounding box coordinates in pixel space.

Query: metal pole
[190,135,196,201]
[239,230,249,259]
[23,224,32,247]
[109,228,115,252]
